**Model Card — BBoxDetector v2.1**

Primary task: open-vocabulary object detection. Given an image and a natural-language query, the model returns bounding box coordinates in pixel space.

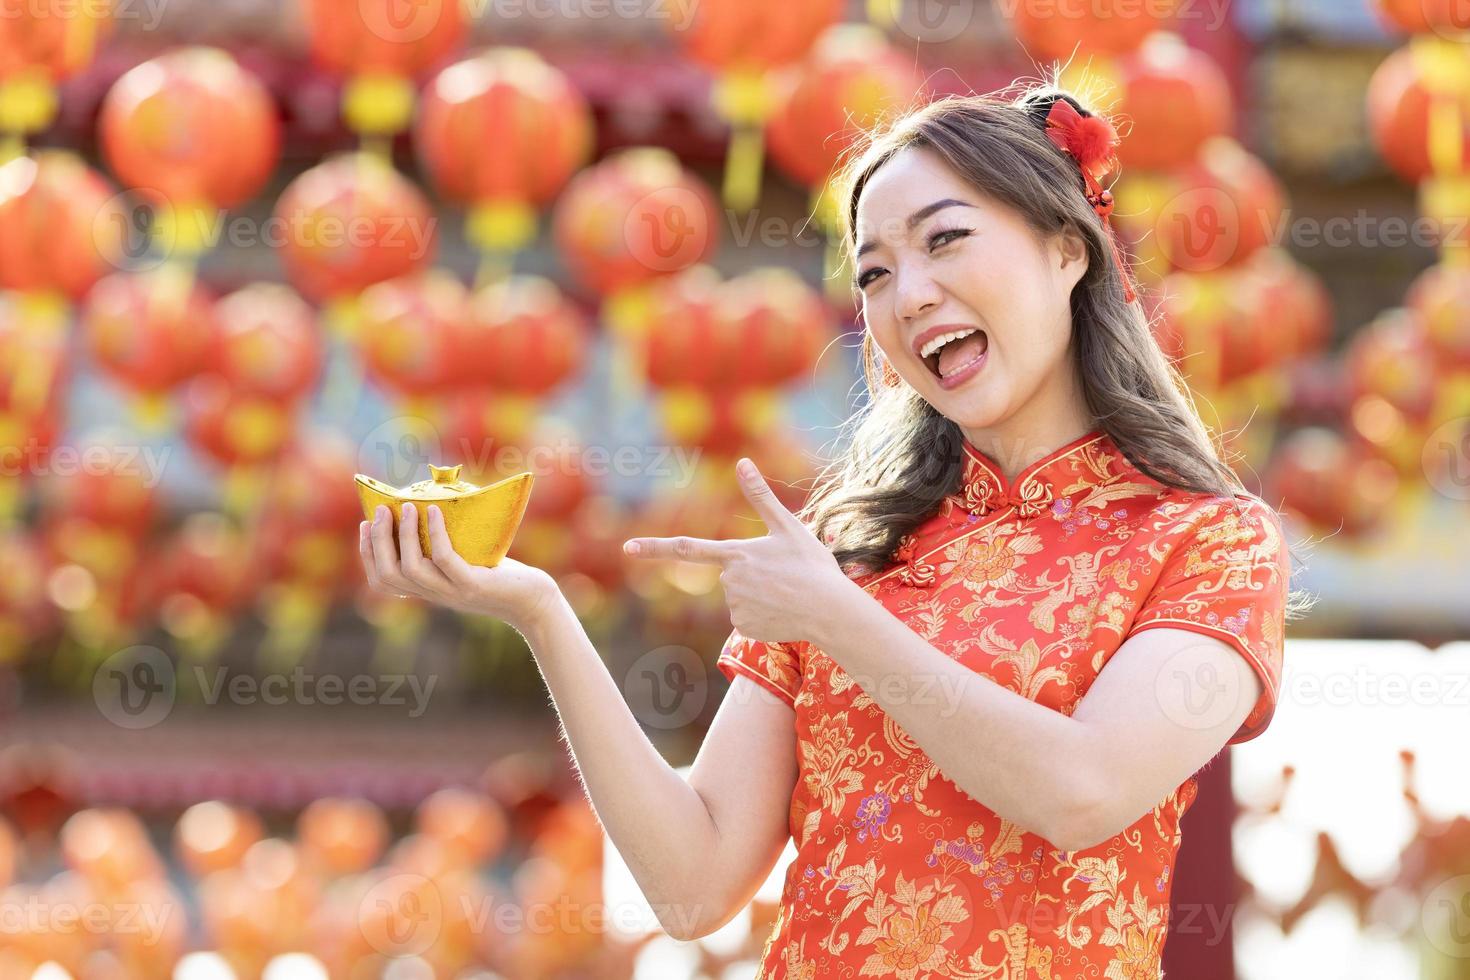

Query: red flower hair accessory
[1043,98,1137,303]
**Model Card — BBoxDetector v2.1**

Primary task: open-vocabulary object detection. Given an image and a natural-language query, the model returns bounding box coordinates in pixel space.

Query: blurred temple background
[0,0,1468,977]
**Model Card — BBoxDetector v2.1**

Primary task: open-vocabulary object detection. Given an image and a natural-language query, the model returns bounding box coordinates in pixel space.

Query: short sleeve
[715,627,802,708]
[1126,495,1290,745]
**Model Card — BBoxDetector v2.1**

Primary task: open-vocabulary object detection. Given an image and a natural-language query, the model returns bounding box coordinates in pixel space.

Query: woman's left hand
[623,458,856,646]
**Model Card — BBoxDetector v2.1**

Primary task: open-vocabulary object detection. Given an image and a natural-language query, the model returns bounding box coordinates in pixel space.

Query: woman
[359,85,1308,978]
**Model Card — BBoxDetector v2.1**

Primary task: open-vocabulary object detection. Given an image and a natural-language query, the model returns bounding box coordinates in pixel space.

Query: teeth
[919,328,980,360]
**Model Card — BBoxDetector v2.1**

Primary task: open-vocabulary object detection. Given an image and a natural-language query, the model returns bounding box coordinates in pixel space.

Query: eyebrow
[855,199,976,259]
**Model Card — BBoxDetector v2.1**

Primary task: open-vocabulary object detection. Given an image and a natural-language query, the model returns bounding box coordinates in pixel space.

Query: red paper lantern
[211,284,323,402]
[151,512,261,631]
[83,270,214,397]
[552,147,718,296]
[0,528,56,656]
[0,292,68,473]
[304,0,466,78]
[1344,308,1439,422]
[298,797,388,875]
[1156,268,1273,389]
[1245,247,1333,361]
[417,787,509,865]
[356,270,465,398]
[1373,0,1470,34]
[1406,262,1470,368]
[269,432,364,535]
[99,46,281,210]
[458,275,589,395]
[416,48,593,250]
[274,152,439,303]
[175,801,264,877]
[0,151,126,298]
[1367,43,1470,184]
[641,266,829,390]
[678,0,842,72]
[0,0,111,80]
[766,24,921,188]
[1154,138,1285,273]
[1009,0,1178,61]
[39,439,158,535]
[1115,33,1233,173]
[184,376,297,468]
[1267,427,1399,537]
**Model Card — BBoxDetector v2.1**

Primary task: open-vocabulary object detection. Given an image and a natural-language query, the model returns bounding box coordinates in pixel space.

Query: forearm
[518,592,720,935]
[813,579,1102,847]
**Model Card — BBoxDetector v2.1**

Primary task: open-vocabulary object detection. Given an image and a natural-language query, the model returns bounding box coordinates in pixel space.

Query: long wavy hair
[796,83,1313,619]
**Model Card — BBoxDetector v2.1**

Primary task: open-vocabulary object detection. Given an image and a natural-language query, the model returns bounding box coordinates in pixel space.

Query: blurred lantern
[1344,307,1439,423]
[1008,0,1177,61]
[552,147,719,298]
[150,511,260,656]
[1372,0,1470,36]
[39,436,157,538]
[0,814,14,885]
[659,387,781,457]
[640,266,830,391]
[82,268,215,426]
[452,275,589,440]
[99,47,280,258]
[60,808,164,890]
[1114,33,1233,172]
[1407,261,1470,369]
[1367,39,1470,185]
[275,152,440,422]
[416,47,593,276]
[183,377,298,511]
[671,0,842,210]
[304,0,467,146]
[274,152,439,311]
[767,25,918,189]
[176,801,265,878]
[1244,246,1333,362]
[1157,267,1275,390]
[765,24,921,302]
[1151,138,1285,274]
[356,270,465,405]
[0,0,111,153]
[1267,426,1400,537]
[297,797,388,875]
[0,528,54,660]
[210,284,323,402]
[417,786,509,865]
[0,290,68,516]
[0,151,126,298]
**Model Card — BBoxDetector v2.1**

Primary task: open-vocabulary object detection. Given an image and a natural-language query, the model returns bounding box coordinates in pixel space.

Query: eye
[855,266,886,290]
[928,226,972,250]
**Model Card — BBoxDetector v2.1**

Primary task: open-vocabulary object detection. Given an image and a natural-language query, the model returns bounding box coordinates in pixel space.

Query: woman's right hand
[358,502,561,635]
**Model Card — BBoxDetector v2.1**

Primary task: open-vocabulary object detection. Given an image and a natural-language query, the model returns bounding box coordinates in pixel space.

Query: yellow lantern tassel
[867,0,896,29]
[0,72,58,137]
[713,70,777,214]
[603,284,654,414]
[344,73,416,144]
[320,295,366,420]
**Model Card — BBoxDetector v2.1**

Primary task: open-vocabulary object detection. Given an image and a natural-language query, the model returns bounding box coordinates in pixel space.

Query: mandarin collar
[945,428,1115,519]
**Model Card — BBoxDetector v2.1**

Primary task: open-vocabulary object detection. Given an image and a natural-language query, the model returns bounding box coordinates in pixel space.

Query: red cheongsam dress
[716,428,1290,980]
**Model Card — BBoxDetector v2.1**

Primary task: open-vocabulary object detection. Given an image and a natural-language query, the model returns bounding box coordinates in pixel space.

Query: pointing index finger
[623,535,738,565]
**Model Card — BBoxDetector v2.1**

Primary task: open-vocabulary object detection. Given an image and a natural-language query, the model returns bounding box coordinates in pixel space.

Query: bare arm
[360,502,798,940]
[523,592,797,940]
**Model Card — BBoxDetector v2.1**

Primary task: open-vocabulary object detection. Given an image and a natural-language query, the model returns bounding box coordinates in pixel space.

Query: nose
[893,264,942,322]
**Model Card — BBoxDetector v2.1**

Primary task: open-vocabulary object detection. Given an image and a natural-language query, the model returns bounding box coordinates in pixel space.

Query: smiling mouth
[921,328,989,381]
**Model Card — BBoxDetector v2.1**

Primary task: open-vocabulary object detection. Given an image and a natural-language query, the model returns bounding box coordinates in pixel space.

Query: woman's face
[854,146,1090,448]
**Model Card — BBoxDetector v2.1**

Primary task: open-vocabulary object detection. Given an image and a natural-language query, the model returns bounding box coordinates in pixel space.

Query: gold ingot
[355,463,534,568]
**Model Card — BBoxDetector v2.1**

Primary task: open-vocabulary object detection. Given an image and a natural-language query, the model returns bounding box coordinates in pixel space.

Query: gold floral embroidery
[714,431,1288,980]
